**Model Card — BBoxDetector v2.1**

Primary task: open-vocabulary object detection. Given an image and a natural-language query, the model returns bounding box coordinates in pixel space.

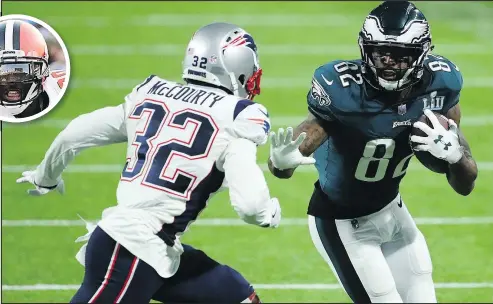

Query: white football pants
[308,194,437,303]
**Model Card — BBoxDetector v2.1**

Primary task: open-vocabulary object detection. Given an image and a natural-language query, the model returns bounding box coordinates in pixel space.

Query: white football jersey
[44,69,66,103]
[34,75,274,279]
[117,74,269,209]
[98,76,272,277]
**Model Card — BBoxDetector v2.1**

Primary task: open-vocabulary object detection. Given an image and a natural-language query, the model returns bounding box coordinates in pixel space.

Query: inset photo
[0,14,70,123]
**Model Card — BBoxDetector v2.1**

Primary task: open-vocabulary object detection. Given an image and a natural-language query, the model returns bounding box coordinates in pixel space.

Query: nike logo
[397,199,403,208]
[321,74,333,86]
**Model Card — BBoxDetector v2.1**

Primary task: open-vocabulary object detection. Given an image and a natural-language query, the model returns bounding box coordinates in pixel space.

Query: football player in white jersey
[0,19,66,121]
[17,22,283,303]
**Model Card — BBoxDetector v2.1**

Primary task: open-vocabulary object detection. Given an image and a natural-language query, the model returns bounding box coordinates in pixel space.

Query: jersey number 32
[121,99,218,199]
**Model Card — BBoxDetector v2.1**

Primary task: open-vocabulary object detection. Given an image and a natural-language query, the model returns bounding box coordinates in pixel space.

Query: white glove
[410,109,463,164]
[269,127,316,170]
[263,197,281,228]
[16,171,65,196]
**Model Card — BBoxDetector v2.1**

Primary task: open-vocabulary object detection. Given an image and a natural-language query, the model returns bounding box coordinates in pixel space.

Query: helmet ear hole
[238,74,246,85]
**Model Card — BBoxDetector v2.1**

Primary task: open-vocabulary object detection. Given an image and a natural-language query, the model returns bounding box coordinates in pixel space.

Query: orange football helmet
[0,19,49,108]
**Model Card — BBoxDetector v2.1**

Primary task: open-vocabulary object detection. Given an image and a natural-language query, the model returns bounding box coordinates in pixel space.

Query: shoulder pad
[123,75,158,109]
[232,100,270,145]
[48,70,66,89]
[424,54,463,92]
[423,54,463,113]
[44,69,67,102]
[307,60,363,121]
[124,75,157,101]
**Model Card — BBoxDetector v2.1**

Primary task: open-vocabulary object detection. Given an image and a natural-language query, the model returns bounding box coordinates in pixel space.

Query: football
[410,111,450,174]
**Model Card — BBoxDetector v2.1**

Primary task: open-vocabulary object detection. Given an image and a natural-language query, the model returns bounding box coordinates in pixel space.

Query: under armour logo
[434,135,452,150]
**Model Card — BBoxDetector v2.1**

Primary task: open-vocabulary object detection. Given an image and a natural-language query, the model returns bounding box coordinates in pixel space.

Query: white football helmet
[182,22,262,100]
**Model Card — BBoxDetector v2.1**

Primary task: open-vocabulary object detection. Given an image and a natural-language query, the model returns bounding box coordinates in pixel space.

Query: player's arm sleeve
[306,68,338,122]
[221,137,276,227]
[34,105,128,187]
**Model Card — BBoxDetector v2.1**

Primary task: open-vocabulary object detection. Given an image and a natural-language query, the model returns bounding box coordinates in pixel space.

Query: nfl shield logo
[398,104,407,115]
[210,55,218,64]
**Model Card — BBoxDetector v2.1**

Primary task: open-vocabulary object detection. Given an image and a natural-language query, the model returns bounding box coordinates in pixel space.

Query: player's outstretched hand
[16,170,65,196]
[269,127,316,170]
[410,109,463,164]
